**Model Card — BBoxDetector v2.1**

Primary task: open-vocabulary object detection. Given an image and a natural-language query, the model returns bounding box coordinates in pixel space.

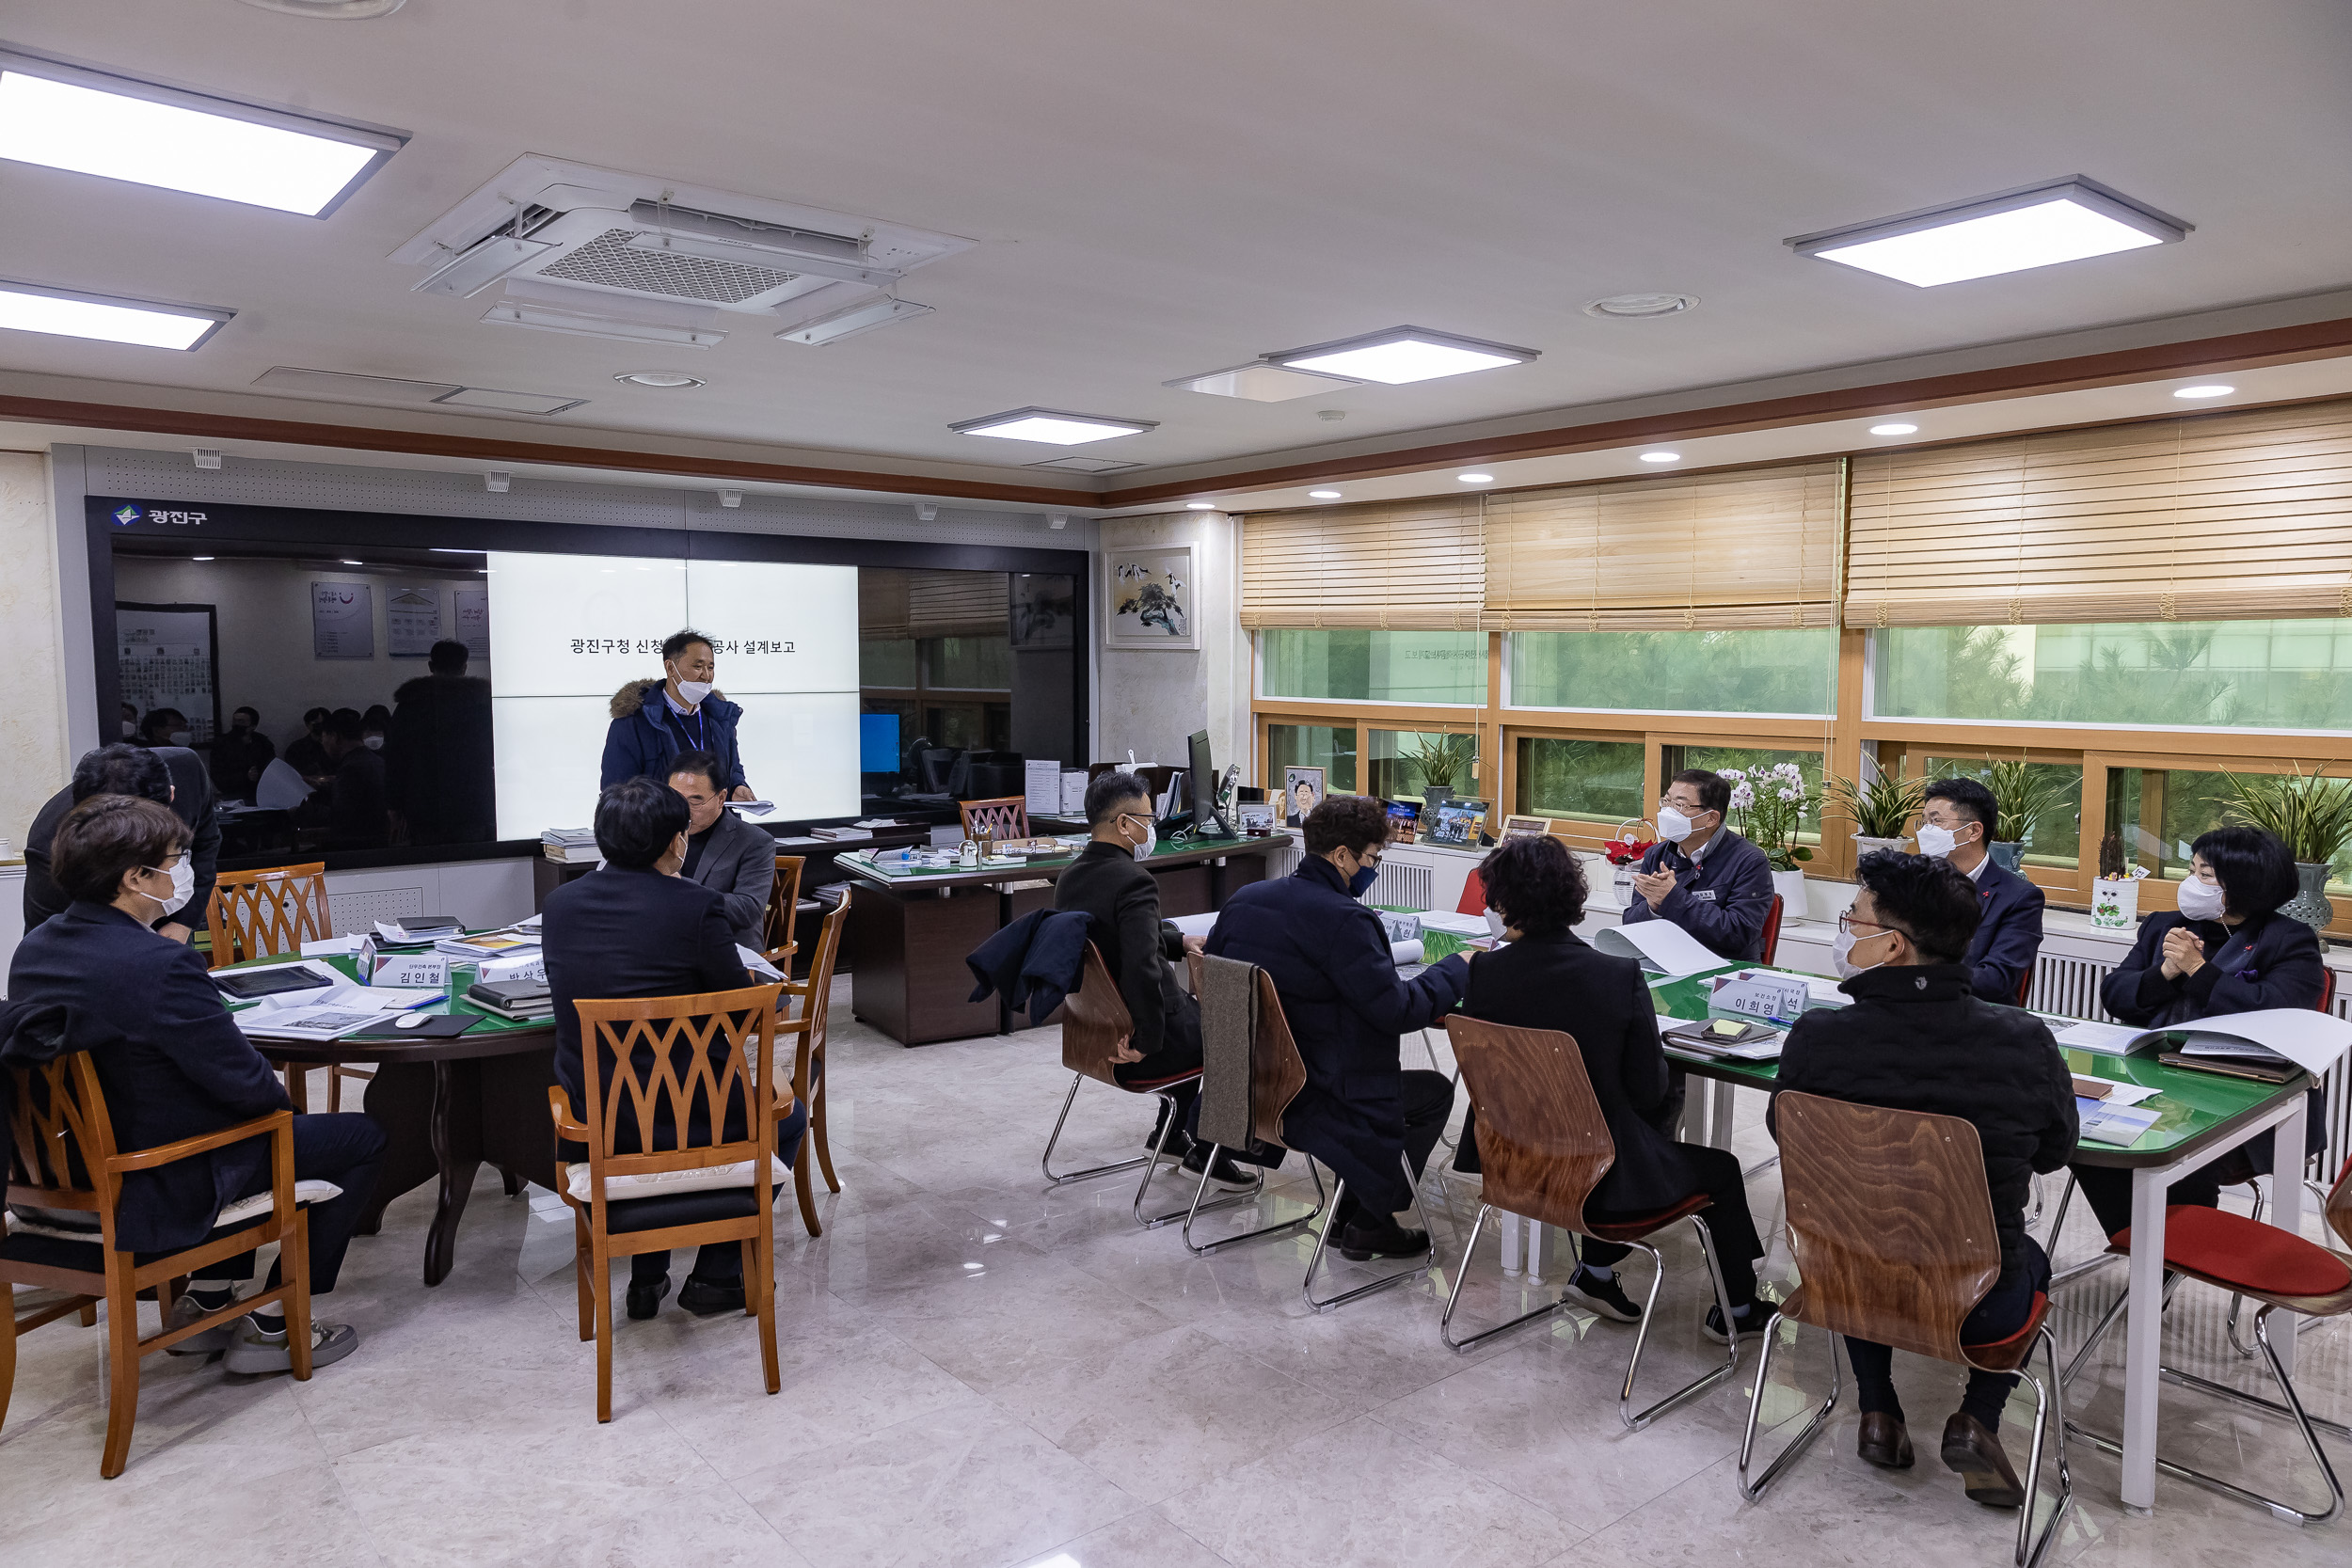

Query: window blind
[858,568,912,641]
[907,570,1009,639]
[1846,399,2352,627]
[1238,497,1485,630]
[1483,460,1841,631]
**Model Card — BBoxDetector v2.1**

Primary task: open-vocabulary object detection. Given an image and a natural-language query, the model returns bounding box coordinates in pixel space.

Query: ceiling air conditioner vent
[540,228,801,305]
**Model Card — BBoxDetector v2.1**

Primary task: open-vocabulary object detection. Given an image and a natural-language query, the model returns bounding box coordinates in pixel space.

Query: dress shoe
[1700,1300,1769,1345]
[1856,1411,1915,1469]
[1561,1265,1642,1323]
[677,1275,748,1317]
[1182,1143,1258,1191]
[626,1275,671,1321]
[164,1291,239,1356]
[1337,1215,1430,1261]
[1941,1412,2026,1508]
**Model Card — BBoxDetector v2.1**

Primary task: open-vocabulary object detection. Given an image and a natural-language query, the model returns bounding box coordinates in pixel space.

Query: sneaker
[627,1274,671,1321]
[676,1275,747,1317]
[222,1317,359,1375]
[1337,1216,1430,1262]
[1560,1266,1642,1323]
[1700,1300,1770,1346]
[1182,1144,1258,1191]
[164,1291,239,1356]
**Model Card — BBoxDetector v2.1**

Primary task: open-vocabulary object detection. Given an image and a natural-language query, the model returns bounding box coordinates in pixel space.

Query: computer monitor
[1187,729,1228,835]
[859,712,900,773]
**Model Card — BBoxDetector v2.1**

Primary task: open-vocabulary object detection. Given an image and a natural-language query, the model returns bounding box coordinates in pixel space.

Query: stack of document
[1590,921,1728,979]
[541,827,600,864]
[2059,1009,2352,1078]
[1414,911,1494,940]
[810,827,872,843]
[435,931,540,960]
[234,984,436,1041]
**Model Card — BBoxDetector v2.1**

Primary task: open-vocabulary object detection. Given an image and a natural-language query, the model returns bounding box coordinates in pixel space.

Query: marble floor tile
[1007,1507,1234,1568]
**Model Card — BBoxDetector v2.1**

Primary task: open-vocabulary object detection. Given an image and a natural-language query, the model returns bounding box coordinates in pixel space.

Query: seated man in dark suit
[1206,794,1468,1260]
[1773,850,2077,1508]
[1920,777,2045,1004]
[320,708,389,850]
[24,742,219,942]
[1453,834,1766,1337]
[1053,770,1249,1188]
[1622,768,1776,962]
[8,795,385,1373]
[667,749,780,950]
[542,776,762,1320]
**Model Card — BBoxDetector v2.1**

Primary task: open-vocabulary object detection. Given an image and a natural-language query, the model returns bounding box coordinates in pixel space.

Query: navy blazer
[1963,856,2047,1004]
[1206,855,1468,1211]
[6,902,290,1252]
[2100,909,2324,1028]
[542,865,751,1145]
[1620,828,1775,961]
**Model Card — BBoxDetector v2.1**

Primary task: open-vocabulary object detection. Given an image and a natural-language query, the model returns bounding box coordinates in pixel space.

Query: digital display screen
[860,711,900,773]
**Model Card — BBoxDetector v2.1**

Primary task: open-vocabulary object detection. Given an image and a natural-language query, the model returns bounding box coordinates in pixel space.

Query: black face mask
[1347,862,1379,897]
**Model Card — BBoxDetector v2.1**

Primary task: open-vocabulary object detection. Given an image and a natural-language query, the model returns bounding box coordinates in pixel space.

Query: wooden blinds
[1483,460,1841,630]
[1238,496,1485,630]
[858,568,1009,639]
[1846,399,2352,627]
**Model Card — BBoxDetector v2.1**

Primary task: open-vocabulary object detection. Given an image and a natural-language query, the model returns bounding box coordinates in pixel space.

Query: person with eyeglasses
[1619,768,1776,962]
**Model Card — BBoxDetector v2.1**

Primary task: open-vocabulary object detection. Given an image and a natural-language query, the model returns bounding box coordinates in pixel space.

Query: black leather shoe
[626,1275,670,1321]
[1337,1216,1430,1261]
[677,1275,748,1317]
[1941,1413,2025,1508]
[1182,1143,1258,1191]
[1857,1411,1915,1469]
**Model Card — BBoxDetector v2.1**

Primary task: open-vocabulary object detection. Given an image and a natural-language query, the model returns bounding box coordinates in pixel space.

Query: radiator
[1367,858,1437,913]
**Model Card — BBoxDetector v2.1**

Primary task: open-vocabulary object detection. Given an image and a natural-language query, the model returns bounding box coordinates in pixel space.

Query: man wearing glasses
[1621,768,1776,962]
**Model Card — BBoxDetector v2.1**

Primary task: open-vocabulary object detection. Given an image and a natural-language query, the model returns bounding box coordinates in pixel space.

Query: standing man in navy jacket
[1622,768,1775,962]
[600,629,755,798]
[1206,794,1469,1260]
[1920,777,2045,1005]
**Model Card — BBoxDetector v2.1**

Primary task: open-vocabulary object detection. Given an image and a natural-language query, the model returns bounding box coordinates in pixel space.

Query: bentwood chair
[958,796,1028,844]
[1440,1016,1745,1427]
[204,863,360,1111]
[548,982,791,1423]
[1178,952,1324,1256]
[761,855,806,974]
[1740,1093,2071,1568]
[775,890,851,1236]
[3,1051,322,1477]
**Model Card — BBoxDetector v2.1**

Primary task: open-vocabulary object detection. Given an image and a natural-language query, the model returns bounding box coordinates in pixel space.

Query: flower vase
[1852,834,1909,856]
[1987,841,2025,873]
[1771,867,1807,916]
[2091,876,2139,930]
[2280,862,2336,932]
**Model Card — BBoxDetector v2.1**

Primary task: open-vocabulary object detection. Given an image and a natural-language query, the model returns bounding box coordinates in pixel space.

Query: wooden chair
[761,855,805,973]
[1179,952,1323,1256]
[775,889,851,1237]
[958,796,1028,844]
[3,1052,316,1477]
[204,863,363,1112]
[547,981,789,1423]
[1759,894,1785,966]
[2058,1156,2352,1524]
[1439,1016,1745,1427]
[1739,1093,2071,1567]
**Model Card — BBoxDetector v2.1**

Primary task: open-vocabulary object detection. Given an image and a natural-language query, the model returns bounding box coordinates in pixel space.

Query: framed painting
[1104,542,1199,650]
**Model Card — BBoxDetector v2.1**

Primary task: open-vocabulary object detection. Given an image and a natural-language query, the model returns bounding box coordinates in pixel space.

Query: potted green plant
[1823,768,1926,856]
[2223,765,2352,930]
[1720,763,1814,910]
[1405,732,1472,812]
[1982,757,2072,875]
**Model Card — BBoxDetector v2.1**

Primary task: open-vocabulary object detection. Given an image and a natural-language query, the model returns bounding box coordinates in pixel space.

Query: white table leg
[2120,1165,2169,1513]
[1708,1080,1737,1152]
[2269,1095,2309,1383]
[1500,1212,1521,1276]
[1526,1220,1547,1282]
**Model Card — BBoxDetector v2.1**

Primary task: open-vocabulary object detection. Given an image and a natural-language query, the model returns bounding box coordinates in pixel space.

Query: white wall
[1096,510,1246,775]
[0,451,70,858]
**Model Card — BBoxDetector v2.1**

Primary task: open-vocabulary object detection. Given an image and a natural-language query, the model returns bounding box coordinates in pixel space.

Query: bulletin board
[116,601,222,742]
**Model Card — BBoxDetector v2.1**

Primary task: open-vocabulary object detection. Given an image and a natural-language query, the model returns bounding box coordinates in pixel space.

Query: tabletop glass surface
[842,832,1263,881]
[219,945,547,1035]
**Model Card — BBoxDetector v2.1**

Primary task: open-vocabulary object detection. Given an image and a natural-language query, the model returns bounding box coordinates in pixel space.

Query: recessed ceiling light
[428,547,485,554]
[949,407,1156,445]
[1639,451,1681,464]
[1307,489,1343,500]
[614,371,705,388]
[1788,177,2188,287]
[191,555,214,561]
[1265,326,1538,386]
[0,51,402,216]
[1868,422,1919,436]
[1457,472,1495,483]
[2173,384,2234,400]
[1583,293,1698,319]
[340,559,362,565]
[1164,361,1360,401]
[0,279,231,350]
[1185,501,1216,510]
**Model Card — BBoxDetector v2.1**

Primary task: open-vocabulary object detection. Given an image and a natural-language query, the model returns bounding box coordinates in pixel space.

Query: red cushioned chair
[2059,1157,2352,1524]
[1758,895,1785,966]
[1456,868,1486,918]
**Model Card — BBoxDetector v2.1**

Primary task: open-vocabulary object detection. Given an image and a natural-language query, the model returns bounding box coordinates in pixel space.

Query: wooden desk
[836,834,1281,1045]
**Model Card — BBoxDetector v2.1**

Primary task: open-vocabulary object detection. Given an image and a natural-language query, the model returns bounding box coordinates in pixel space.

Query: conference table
[218,949,559,1287]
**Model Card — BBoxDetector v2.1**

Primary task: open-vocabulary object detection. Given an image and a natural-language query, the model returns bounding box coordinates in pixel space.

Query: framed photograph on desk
[1283,765,1325,826]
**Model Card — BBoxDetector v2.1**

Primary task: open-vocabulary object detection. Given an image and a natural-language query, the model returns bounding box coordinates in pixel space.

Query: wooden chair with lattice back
[3,1049,316,1477]
[1176,952,1320,1257]
[546,981,791,1422]
[1439,1016,1745,1424]
[203,863,359,1111]
[774,888,850,1237]
[761,855,805,974]
[958,796,1028,845]
[1739,1093,2071,1566]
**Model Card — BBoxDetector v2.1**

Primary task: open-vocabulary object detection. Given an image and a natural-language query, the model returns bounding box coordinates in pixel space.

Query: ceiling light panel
[1868,421,1918,436]
[0,51,403,216]
[777,295,933,345]
[252,366,461,404]
[0,279,230,349]
[951,408,1156,446]
[1025,455,1142,473]
[2173,384,2233,399]
[1789,177,2187,287]
[1267,326,1538,386]
[432,387,586,415]
[1164,362,1360,402]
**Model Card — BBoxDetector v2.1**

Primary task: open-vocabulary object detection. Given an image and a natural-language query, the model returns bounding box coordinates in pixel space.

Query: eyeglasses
[1836,910,1912,942]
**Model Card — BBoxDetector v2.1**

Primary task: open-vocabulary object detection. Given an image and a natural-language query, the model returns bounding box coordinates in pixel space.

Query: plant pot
[1771,867,1807,913]
[2281,861,2336,931]
[1422,786,1454,815]
[1987,841,2025,873]
[1852,833,1910,856]
[2091,875,2139,930]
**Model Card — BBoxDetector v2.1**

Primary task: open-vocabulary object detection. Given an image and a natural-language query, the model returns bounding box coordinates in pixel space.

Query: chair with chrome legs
[1177,952,1324,1255]
[2057,1155,2352,1525]
[1739,1093,2070,1568]
[1438,1016,1745,1428]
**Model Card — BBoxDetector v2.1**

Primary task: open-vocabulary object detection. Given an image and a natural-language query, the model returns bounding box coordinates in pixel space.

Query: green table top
[841,832,1265,882]
[1645,962,2309,1166]
[220,947,550,1038]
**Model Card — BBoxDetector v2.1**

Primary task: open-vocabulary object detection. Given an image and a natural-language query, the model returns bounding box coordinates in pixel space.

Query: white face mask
[167,730,193,747]
[145,859,195,916]
[674,678,714,706]
[1484,908,1508,941]
[1832,926,1893,980]
[120,720,137,737]
[1657,805,1696,844]
[1915,822,1958,859]
[1126,816,1157,861]
[362,736,385,750]
[2175,876,2228,921]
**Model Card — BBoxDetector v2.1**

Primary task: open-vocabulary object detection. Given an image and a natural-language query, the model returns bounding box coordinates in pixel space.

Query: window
[922,635,1010,690]
[1663,744,1825,848]
[1515,736,1645,827]
[1261,628,1486,705]
[1266,723,1357,794]
[1509,628,1836,715]
[860,638,916,688]
[1873,619,2352,732]
[1367,729,1482,803]
[1919,754,2083,869]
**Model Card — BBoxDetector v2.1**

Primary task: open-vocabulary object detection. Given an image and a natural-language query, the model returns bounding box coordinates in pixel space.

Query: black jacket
[208,727,276,804]
[542,865,751,1148]
[964,908,1094,1023]
[1773,963,2078,1275]
[6,902,292,1252]
[2101,909,2325,1027]
[1620,828,1776,961]
[23,745,219,936]
[386,673,495,844]
[1206,854,1469,1211]
[1455,932,1703,1216]
[326,745,390,849]
[1053,842,1186,1053]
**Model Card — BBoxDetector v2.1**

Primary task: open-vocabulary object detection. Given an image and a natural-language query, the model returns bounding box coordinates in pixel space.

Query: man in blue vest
[1622,768,1776,962]
[1920,777,2045,1005]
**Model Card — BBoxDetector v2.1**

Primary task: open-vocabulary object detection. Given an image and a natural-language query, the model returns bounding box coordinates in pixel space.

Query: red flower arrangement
[1602,818,1657,866]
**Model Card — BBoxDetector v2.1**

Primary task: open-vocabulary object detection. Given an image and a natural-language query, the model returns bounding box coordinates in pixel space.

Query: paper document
[2054,1021,2147,1055]
[1168,912,1219,939]
[1414,911,1494,939]
[725,800,776,816]
[2077,1101,2162,1146]
[233,983,416,1040]
[300,935,363,958]
[1802,975,1852,1006]
[737,945,785,982]
[1025,759,1064,818]
[2155,1009,2352,1077]
[1591,920,1728,978]
[2069,1073,2161,1107]
[1389,940,1425,968]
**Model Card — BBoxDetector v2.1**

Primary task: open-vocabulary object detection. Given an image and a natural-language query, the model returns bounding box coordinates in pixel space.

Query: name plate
[370,952,451,989]
[1708,969,1809,1023]
[1376,911,1423,944]
[479,952,547,986]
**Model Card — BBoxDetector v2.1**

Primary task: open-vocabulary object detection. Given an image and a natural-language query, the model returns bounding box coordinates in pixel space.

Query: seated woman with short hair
[1452,834,1767,1338]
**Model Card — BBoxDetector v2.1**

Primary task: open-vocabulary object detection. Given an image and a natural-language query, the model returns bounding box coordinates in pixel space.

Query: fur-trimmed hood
[609,678,733,721]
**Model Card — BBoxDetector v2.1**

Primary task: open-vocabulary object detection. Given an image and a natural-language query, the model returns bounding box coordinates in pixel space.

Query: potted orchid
[1720,763,1814,911]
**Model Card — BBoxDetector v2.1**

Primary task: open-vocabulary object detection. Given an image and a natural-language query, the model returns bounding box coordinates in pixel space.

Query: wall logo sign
[113,503,208,527]
[112,504,141,525]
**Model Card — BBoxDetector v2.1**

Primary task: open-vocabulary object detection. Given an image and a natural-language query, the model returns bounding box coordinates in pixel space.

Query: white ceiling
[3,0,2350,491]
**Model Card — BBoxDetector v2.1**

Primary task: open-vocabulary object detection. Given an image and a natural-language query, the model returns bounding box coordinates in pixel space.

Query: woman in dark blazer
[2073,824,2327,1236]
[1451,834,1765,1338]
